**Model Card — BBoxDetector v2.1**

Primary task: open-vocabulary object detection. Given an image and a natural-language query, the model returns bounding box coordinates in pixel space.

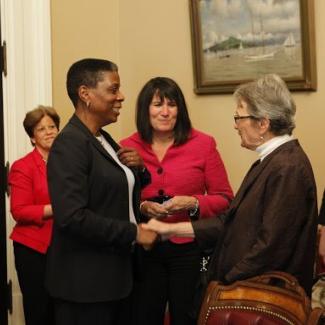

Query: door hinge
[0,41,7,76]
[7,280,12,314]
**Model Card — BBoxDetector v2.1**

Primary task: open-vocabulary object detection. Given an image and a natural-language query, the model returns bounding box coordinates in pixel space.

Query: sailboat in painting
[245,12,275,61]
[245,51,274,61]
[283,33,296,47]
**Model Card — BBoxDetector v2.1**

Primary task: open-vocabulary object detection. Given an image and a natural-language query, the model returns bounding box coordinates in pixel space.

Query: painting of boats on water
[189,0,317,94]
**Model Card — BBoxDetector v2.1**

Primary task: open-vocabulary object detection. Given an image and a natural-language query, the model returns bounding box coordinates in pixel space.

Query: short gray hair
[234,74,296,135]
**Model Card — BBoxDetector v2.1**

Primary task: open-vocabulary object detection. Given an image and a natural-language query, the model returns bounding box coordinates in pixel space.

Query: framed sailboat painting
[189,0,317,94]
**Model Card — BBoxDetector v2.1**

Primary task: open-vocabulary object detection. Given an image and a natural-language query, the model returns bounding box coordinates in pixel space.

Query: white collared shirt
[256,134,294,161]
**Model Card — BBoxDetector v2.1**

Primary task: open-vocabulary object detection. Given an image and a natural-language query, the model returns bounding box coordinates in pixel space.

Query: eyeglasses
[233,115,257,123]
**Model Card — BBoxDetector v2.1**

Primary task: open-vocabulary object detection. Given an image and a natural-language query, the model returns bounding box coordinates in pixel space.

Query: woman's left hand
[163,196,197,213]
[117,147,144,168]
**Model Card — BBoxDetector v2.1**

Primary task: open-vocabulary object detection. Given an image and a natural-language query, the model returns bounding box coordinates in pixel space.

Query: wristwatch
[189,198,199,217]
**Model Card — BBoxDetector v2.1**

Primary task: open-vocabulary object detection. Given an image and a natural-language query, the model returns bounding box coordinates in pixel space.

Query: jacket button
[157,167,163,174]
[158,189,164,196]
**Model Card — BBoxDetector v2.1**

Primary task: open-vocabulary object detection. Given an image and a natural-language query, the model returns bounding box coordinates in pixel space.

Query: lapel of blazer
[31,148,46,177]
[97,124,140,179]
[227,140,298,218]
[69,114,121,167]
[226,159,262,217]
[100,129,140,177]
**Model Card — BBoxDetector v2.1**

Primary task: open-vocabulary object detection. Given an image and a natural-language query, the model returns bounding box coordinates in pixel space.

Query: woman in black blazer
[46,58,157,325]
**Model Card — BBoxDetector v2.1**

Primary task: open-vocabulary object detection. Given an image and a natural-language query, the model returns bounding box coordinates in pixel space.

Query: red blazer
[121,129,233,243]
[9,148,53,253]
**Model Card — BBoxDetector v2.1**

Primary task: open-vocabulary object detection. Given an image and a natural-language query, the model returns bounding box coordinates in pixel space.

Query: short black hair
[66,58,118,107]
[136,77,192,145]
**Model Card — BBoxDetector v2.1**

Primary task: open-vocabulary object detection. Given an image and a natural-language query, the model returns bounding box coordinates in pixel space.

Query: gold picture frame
[189,0,317,94]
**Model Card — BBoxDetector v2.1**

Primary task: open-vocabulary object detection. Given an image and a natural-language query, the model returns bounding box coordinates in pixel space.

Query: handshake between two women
[136,196,198,250]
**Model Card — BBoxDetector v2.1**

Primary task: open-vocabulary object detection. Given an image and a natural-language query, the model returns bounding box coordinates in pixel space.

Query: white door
[0,1,52,324]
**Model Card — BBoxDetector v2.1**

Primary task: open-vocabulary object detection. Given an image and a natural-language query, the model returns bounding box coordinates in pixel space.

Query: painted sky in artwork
[200,0,301,48]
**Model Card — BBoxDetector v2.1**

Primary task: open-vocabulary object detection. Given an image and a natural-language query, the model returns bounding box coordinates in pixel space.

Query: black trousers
[134,241,200,325]
[13,242,54,325]
[54,297,132,325]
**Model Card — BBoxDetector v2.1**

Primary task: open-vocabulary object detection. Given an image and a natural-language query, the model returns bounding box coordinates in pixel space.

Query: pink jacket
[9,148,53,253]
[120,129,233,243]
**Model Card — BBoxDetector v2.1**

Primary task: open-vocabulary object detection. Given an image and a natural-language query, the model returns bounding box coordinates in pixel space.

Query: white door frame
[0,1,52,324]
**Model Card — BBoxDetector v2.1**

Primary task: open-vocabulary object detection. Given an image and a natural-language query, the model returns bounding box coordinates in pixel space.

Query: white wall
[1,1,52,323]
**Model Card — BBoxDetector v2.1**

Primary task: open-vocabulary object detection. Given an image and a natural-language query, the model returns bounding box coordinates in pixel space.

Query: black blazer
[45,114,145,302]
[193,140,318,296]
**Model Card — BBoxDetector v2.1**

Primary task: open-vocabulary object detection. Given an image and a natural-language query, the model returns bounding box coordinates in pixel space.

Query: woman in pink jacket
[9,106,60,325]
[120,77,233,325]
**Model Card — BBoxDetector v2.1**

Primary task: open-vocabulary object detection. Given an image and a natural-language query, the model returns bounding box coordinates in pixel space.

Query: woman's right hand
[142,219,173,238]
[140,201,169,219]
[136,224,159,250]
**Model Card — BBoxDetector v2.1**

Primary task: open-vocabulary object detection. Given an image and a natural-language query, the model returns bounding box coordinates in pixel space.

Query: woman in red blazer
[9,106,60,325]
[120,77,233,325]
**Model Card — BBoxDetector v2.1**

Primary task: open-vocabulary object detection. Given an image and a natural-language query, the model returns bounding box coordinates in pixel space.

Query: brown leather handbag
[198,271,325,325]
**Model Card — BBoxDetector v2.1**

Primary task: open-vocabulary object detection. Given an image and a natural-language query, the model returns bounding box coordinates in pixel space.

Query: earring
[86,101,91,109]
[260,136,264,140]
